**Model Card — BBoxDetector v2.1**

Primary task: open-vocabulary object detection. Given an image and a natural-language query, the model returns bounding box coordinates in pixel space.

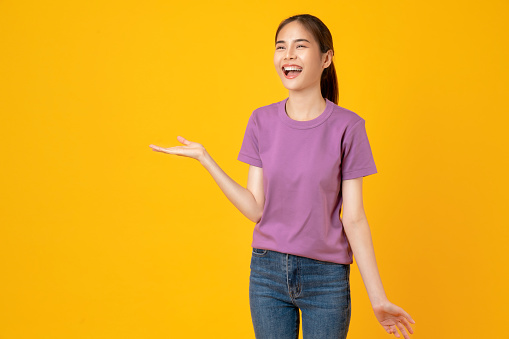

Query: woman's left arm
[342,177,416,339]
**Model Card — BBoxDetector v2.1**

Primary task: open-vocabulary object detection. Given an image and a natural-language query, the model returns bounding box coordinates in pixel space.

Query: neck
[285,91,327,121]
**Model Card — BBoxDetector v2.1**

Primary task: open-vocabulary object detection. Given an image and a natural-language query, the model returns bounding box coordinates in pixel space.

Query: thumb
[177,135,191,145]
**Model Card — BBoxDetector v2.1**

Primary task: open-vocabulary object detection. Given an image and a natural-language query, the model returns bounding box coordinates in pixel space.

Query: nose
[284,47,296,60]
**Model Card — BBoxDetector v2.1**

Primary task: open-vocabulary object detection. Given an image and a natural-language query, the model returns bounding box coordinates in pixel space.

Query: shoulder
[325,102,367,138]
[250,99,282,123]
[328,102,365,126]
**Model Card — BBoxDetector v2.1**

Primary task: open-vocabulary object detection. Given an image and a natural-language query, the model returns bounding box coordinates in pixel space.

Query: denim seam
[286,254,298,304]
[286,254,291,300]
[294,258,302,298]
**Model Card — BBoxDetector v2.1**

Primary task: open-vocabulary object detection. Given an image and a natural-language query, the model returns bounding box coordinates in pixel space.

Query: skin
[274,21,332,122]
[150,20,416,339]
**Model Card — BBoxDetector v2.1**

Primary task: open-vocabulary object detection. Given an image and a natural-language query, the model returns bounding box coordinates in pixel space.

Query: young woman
[150,13,416,339]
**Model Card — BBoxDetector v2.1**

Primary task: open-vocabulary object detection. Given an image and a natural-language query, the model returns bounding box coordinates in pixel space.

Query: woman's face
[274,21,332,92]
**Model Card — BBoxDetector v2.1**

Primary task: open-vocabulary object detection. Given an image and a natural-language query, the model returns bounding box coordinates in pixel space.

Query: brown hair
[275,14,338,105]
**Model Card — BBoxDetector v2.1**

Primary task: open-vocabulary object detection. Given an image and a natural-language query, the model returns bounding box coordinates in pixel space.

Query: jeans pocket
[252,247,268,256]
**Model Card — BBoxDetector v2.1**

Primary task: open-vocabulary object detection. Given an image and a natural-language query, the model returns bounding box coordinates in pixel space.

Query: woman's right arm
[201,150,264,223]
[150,136,264,223]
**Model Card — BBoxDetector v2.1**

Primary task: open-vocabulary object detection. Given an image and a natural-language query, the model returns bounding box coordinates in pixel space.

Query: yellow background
[1,1,508,338]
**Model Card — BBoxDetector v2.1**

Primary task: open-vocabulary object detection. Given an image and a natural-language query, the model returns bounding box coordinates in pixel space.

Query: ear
[323,49,334,69]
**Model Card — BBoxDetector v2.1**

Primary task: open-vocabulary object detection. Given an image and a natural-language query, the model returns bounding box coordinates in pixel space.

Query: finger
[177,135,191,145]
[395,321,410,339]
[149,145,167,153]
[162,146,184,155]
[401,309,415,324]
[392,324,400,338]
[151,145,183,155]
[399,317,414,334]
[149,145,168,152]
[149,145,164,152]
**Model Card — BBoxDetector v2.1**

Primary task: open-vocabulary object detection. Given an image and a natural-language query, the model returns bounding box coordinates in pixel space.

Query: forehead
[276,21,313,42]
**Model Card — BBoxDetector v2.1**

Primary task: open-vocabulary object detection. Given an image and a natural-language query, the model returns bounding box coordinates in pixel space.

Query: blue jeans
[249,248,351,339]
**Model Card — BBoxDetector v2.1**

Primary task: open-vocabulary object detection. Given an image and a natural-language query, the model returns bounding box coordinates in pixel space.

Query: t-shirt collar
[278,97,334,129]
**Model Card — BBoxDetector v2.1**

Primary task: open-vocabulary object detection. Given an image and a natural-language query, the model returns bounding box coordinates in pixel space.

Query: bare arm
[341,178,387,306]
[150,136,263,223]
[342,177,416,339]
[200,150,263,223]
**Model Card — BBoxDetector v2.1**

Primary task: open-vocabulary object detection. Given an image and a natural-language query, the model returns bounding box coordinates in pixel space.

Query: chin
[281,82,303,91]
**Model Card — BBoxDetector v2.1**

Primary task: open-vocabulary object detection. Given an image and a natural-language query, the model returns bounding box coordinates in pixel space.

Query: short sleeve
[341,118,377,180]
[238,111,262,168]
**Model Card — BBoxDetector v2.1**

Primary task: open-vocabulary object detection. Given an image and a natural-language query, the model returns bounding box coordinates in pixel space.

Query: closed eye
[276,45,307,50]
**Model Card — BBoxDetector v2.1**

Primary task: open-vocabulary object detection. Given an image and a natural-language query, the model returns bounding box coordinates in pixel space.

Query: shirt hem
[251,243,353,265]
[238,153,262,167]
[342,166,378,180]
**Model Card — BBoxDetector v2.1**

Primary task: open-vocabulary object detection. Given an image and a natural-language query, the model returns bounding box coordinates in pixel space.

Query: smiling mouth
[282,67,303,76]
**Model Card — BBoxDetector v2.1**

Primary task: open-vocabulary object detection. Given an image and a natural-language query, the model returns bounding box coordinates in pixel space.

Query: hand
[149,136,206,163]
[373,300,416,339]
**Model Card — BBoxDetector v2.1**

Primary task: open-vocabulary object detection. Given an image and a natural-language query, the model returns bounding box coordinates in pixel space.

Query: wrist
[371,296,390,309]
[199,149,211,167]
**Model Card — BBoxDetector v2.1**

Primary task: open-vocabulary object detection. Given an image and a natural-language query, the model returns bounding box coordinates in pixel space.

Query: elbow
[342,208,368,228]
[254,211,263,224]
[251,209,263,224]
[249,216,261,224]
[342,216,367,228]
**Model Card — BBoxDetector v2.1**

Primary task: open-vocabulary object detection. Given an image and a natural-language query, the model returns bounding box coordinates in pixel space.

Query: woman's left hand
[372,300,416,338]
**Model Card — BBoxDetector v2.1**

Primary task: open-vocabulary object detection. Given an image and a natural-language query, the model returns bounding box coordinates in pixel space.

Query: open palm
[149,136,205,162]
[373,301,416,339]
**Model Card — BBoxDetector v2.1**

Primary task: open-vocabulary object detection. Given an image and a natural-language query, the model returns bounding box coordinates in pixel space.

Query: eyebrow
[275,38,311,45]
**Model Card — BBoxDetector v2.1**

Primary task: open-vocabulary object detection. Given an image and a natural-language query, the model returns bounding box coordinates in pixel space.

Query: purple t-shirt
[238,97,377,264]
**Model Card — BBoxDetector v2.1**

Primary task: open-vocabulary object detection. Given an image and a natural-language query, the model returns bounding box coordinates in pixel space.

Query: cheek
[304,58,322,76]
[274,59,282,74]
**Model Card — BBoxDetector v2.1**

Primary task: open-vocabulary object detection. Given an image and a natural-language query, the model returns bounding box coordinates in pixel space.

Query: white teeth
[284,66,302,71]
